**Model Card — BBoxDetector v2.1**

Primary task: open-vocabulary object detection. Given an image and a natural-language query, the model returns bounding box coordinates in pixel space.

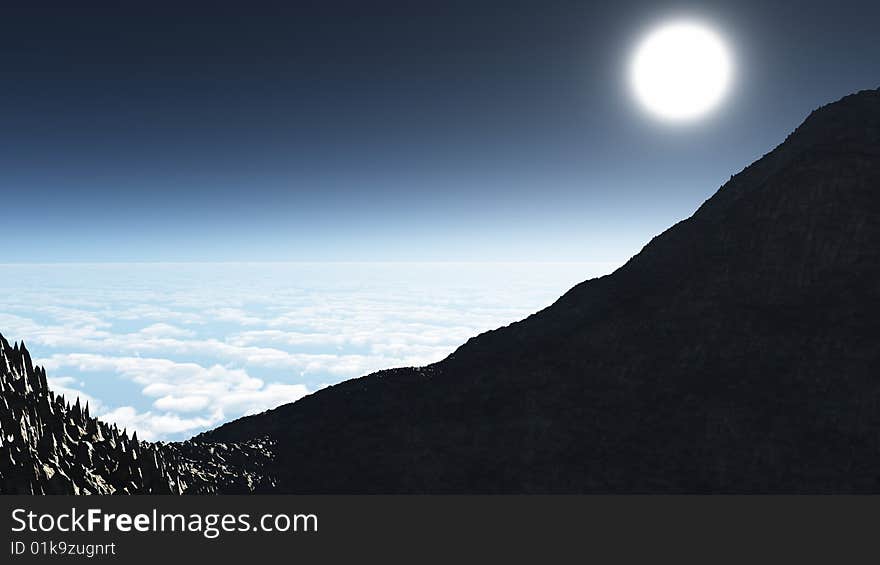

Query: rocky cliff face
[0,335,274,494]
[201,89,880,493]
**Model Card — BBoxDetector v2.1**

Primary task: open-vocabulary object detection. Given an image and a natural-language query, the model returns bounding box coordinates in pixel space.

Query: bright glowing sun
[630,20,733,122]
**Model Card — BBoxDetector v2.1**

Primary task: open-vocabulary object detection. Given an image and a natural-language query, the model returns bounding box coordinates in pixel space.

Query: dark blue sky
[1,0,877,262]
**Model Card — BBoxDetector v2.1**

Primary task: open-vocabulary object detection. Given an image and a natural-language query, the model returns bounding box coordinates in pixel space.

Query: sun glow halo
[630,20,733,122]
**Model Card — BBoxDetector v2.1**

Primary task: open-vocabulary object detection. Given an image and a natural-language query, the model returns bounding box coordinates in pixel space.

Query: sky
[1,0,877,263]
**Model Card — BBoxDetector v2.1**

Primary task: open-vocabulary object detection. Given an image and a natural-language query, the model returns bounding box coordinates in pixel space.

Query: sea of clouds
[0,262,617,440]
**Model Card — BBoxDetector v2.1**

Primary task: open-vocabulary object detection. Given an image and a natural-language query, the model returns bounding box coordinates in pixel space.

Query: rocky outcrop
[0,335,274,494]
[166,438,277,494]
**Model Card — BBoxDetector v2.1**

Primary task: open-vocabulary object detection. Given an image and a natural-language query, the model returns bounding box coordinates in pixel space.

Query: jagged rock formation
[0,335,274,494]
[200,88,880,493]
[0,336,175,494]
[166,438,277,494]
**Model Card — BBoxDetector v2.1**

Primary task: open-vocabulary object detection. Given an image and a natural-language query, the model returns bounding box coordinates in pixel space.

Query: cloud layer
[0,262,615,440]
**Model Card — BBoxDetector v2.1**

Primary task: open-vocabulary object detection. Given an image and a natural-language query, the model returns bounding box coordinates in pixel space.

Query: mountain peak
[784,88,880,150]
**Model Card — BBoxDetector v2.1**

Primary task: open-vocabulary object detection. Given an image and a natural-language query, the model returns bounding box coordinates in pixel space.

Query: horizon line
[0,260,625,266]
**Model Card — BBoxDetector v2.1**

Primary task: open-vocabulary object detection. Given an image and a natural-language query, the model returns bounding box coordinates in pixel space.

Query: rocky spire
[0,333,275,494]
[0,335,181,494]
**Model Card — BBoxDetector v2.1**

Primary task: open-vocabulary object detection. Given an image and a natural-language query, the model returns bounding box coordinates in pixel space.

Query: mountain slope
[201,89,880,492]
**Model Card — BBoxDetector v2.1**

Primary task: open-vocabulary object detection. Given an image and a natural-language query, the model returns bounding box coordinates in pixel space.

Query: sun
[629,20,733,122]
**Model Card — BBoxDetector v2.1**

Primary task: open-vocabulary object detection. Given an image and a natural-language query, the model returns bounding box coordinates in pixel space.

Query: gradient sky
[1,0,877,262]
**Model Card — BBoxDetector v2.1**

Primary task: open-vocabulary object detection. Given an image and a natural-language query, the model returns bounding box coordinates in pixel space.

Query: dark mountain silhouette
[2,88,879,493]
[199,88,880,493]
[0,335,275,494]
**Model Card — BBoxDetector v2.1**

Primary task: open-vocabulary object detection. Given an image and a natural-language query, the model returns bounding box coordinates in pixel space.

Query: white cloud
[137,323,196,338]
[100,406,215,441]
[152,395,211,413]
[42,353,311,437]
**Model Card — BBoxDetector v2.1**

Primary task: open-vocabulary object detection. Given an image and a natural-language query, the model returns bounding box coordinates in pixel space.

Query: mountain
[199,88,880,493]
[2,88,879,494]
[0,335,274,494]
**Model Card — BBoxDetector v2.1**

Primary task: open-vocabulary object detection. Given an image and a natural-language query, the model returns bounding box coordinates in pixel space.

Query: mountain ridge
[206,87,880,431]
[199,88,880,492]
